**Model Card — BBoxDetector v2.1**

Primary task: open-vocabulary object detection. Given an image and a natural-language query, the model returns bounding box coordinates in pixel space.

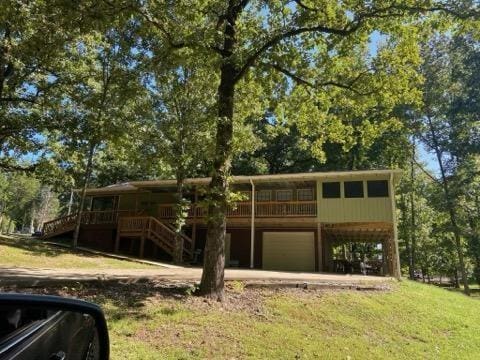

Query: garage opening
[262,231,315,272]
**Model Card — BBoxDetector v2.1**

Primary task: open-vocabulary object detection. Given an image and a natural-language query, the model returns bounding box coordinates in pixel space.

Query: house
[42,169,402,277]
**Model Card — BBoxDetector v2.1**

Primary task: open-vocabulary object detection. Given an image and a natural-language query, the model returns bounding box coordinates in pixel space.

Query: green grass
[0,235,154,269]
[13,280,480,360]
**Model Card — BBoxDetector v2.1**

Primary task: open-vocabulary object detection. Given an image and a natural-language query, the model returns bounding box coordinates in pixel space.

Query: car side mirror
[0,294,109,360]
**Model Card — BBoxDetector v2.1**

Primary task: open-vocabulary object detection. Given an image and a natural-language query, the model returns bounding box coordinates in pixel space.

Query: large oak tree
[114,0,480,300]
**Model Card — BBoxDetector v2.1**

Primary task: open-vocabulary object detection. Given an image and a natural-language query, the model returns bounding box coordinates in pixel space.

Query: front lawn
[0,235,153,269]
[5,280,479,359]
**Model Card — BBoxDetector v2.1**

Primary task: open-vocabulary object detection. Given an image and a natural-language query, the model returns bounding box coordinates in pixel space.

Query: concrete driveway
[0,266,392,287]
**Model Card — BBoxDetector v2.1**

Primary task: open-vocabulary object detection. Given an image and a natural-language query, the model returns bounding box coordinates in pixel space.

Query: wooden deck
[42,211,194,260]
[158,200,317,219]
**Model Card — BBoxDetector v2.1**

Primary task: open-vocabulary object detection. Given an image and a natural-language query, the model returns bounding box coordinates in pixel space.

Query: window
[297,188,314,201]
[322,182,340,198]
[276,190,292,201]
[256,190,271,202]
[91,196,117,211]
[367,180,389,197]
[344,181,364,198]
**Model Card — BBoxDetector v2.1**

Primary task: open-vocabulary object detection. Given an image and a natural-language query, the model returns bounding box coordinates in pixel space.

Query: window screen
[344,181,364,198]
[367,180,389,197]
[91,196,116,211]
[256,190,271,202]
[297,189,314,201]
[322,182,340,198]
[276,190,292,201]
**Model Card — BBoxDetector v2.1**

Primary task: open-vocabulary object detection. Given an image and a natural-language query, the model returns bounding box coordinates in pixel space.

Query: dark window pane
[367,180,389,197]
[344,181,364,198]
[91,196,116,210]
[322,182,340,198]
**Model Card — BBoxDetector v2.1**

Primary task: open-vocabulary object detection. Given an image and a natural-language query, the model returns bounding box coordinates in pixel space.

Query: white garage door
[263,232,315,272]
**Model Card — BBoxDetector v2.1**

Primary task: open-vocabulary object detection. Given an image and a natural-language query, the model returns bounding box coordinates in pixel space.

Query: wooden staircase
[116,216,193,260]
[42,212,194,261]
[42,214,77,239]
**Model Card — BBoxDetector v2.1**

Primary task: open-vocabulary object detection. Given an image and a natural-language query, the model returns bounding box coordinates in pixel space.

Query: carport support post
[389,173,402,279]
[191,187,198,254]
[114,231,120,253]
[139,234,145,258]
[250,179,255,268]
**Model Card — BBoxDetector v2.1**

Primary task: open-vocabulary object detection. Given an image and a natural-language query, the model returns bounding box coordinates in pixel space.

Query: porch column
[114,231,120,253]
[389,172,401,279]
[250,179,255,268]
[317,222,323,272]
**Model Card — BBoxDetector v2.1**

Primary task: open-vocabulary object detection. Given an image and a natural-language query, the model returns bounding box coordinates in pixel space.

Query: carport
[322,222,397,276]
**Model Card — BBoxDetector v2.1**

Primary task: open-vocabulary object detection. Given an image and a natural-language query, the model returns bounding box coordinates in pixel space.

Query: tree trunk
[199,63,235,300]
[67,189,74,215]
[199,3,240,300]
[173,171,186,265]
[29,207,35,234]
[453,270,460,288]
[426,116,470,295]
[7,218,12,234]
[467,215,480,287]
[400,192,413,278]
[72,143,95,248]
[409,144,416,280]
[21,211,27,233]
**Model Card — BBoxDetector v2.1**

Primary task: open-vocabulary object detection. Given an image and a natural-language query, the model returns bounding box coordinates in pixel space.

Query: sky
[369,32,440,175]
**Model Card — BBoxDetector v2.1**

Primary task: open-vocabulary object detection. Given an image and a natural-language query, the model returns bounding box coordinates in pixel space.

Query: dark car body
[0,295,107,360]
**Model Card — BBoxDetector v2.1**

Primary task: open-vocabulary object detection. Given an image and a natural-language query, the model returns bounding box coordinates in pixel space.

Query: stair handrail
[42,214,77,235]
[160,221,193,249]
[148,217,193,257]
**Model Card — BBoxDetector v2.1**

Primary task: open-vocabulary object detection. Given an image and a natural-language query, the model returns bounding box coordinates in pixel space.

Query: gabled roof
[84,169,402,195]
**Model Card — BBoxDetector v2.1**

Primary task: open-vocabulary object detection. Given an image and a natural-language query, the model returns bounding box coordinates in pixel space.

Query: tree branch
[0,97,36,104]
[413,158,442,186]
[0,162,36,172]
[264,62,375,95]
[235,3,480,83]
[292,0,319,12]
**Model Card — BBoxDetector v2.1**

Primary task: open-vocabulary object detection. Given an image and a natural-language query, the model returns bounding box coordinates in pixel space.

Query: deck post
[191,187,198,256]
[114,231,120,253]
[317,222,323,272]
[140,218,147,258]
[139,235,145,258]
[250,179,255,268]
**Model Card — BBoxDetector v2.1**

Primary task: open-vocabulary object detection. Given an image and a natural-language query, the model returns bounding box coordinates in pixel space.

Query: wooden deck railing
[117,216,150,233]
[42,214,77,235]
[80,210,136,225]
[42,210,138,237]
[158,201,317,219]
[256,201,317,217]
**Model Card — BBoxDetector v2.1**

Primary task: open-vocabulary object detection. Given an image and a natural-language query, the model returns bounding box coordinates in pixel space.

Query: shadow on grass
[445,285,480,299]
[0,280,194,322]
[0,235,110,260]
